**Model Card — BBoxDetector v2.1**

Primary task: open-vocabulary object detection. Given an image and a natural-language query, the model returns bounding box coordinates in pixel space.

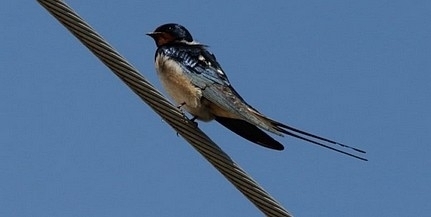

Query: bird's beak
[146,31,161,38]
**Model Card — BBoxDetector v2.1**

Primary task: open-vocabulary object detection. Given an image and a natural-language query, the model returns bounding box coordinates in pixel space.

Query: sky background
[2,1,430,216]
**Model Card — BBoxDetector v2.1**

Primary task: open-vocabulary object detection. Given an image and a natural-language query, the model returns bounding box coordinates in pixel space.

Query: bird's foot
[189,116,198,127]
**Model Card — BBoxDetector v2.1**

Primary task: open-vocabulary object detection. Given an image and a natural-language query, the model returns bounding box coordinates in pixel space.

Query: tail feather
[268,118,368,161]
[215,116,284,150]
[222,106,367,161]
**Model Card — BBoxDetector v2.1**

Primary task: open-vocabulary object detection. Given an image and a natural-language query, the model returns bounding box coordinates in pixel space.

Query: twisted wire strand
[37,0,292,216]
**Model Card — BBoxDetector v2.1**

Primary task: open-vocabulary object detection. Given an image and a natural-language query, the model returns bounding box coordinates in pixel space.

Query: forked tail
[269,119,368,161]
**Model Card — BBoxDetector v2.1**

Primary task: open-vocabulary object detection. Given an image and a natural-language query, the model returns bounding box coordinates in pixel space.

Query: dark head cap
[147,23,193,47]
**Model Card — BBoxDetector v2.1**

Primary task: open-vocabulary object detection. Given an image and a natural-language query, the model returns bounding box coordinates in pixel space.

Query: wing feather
[159,44,280,133]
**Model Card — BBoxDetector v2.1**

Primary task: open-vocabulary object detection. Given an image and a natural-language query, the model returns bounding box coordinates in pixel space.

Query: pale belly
[155,55,215,121]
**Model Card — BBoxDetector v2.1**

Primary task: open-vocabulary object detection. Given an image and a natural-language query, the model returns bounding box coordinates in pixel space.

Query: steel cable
[37,0,292,216]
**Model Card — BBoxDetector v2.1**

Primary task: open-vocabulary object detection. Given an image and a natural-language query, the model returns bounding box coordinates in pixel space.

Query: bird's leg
[176,102,198,127]
[176,102,188,118]
[177,102,186,110]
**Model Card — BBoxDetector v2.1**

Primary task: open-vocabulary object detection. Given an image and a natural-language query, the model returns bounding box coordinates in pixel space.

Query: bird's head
[147,23,193,47]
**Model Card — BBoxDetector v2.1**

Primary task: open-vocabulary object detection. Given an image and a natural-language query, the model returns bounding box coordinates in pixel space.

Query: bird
[147,23,367,161]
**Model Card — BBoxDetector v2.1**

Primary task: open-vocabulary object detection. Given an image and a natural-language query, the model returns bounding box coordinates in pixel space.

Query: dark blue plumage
[147,23,367,160]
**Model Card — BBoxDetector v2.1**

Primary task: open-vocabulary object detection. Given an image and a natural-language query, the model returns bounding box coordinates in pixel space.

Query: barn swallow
[147,23,367,161]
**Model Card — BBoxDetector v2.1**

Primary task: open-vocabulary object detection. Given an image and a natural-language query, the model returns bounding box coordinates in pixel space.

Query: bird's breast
[155,54,214,121]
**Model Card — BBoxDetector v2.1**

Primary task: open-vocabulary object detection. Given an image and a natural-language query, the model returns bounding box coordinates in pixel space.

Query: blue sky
[2,1,430,216]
